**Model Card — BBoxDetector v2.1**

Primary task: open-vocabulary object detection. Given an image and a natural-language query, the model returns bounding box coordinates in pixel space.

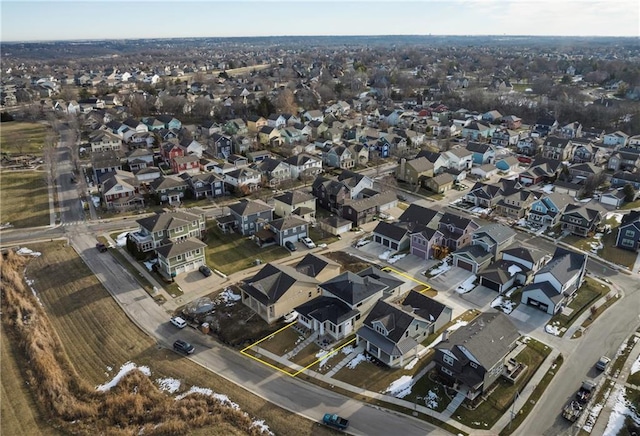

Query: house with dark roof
[181,172,226,199]
[518,158,563,186]
[610,171,640,190]
[608,149,640,172]
[318,215,353,236]
[150,175,188,205]
[560,203,604,236]
[465,182,504,208]
[254,157,291,187]
[294,253,341,282]
[433,312,519,400]
[240,263,322,324]
[101,170,143,210]
[527,192,574,227]
[520,247,587,314]
[266,215,309,247]
[284,153,322,180]
[532,117,559,137]
[437,212,479,250]
[466,141,495,165]
[341,191,398,226]
[227,199,274,236]
[155,238,207,278]
[356,291,452,368]
[542,136,573,161]
[600,188,627,208]
[616,211,640,251]
[92,150,122,183]
[372,204,439,252]
[129,208,206,253]
[495,189,539,220]
[273,190,316,220]
[452,224,516,273]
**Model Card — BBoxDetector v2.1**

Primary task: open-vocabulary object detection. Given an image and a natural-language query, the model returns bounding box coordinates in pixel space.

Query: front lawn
[454,338,551,429]
[548,277,609,335]
[0,171,50,228]
[599,230,638,269]
[204,223,289,275]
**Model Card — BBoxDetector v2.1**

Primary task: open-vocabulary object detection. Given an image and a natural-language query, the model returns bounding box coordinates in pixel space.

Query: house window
[470,361,478,369]
[625,230,636,238]
[441,367,454,376]
[443,354,454,366]
[374,324,386,335]
[622,239,635,247]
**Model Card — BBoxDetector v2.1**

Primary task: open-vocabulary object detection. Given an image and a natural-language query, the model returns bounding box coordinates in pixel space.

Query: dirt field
[2,242,334,436]
[324,251,371,273]
[0,170,50,228]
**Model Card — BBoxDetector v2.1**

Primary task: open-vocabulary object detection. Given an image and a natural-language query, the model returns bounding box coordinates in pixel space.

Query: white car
[300,237,316,248]
[283,310,299,323]
[170,316,187,329]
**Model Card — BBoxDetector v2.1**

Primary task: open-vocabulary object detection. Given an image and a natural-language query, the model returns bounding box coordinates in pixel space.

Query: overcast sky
[2,0,639,42]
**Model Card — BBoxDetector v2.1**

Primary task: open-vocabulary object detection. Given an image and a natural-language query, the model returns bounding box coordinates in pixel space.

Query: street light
[413,396,423,416]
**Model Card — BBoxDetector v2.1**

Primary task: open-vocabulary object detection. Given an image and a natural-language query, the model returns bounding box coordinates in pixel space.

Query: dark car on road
[285,241,296,251]
[96,242,108,252]
[198,265,212,277]
[173,339,195,355]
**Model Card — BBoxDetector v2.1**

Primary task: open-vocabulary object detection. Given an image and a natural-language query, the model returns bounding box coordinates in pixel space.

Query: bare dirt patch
[323,251,370,273]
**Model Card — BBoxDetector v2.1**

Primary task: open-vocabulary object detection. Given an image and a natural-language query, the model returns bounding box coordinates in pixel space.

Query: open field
[205,223,290,275]
[0,170,49,228]
[2,241,333,436]
[0,121,50,156]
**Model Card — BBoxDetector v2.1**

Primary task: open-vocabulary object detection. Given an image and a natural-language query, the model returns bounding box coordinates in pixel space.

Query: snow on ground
[607,213,624,224]
[218,287,241,305]
[96,362,151,391]
[388,253,407,264]
[404,357,418,370]
[143,259,158,271]
[508,264,522,276]
[341,345,354,355]
[346,353,368,369]
[251,420,274,435]
[589,233,604,253]
[425,390,439,409]
[16,247,42,257]
[455,275,476,294]
[471,207,491,215]
[583,401,605,433]
[545,322,561,336]
[156,377,181,394]
[603,386,640,436]
[631,354,640,375]
[491,296,516,314]
[378,250,392,260]
[384,375,413,398]
[115,232,129,247]
[355,238,371,248]
[316,349,333,368]
[428,259,451,277]
[505,287,517,297]
[91,196,101,208]
[541,184,554,194]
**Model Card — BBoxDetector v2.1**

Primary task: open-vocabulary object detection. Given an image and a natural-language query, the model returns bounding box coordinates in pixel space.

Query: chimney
[442,329,449,341]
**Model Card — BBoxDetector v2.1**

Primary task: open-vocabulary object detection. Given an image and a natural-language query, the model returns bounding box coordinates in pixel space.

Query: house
[356,291,452,368]
[478,246,546,293]
[224,167,262,193]
[501,115,522,130]
[464,182,505,208]
[246,115,267,133]
[303,109,324,122]
[273,190,316,220]
[373,204,439,251]
[611,171,640,190]
[92,150,122,183]
[284,153,323,180]
[171,155,200,175]
[396,156,434,185]
[312,177,351,213]
[532,117,559,137]
[466,142,495,165]
[452,224,516,273]
[89,130,122,153]
[410,227,446,260]
[415,150,449,174]
[495,189,538,220]
[527,192,574,227]
[126,148,154,171]
[582,127,606,141]
[341,191,398,226]
[443,148,473,171]
[209,133,233,159]
[518,158,563,186]
[482,110,502,124]
[150,175,188,205]
[600,188,628,208]
[179,138,204,159]
[267,113,287,129]
[516,136,543,157]
[227,199,274,236]
[240,263,321,324]
[161,141,185,161]
[520,247,587,314]
[559,121,583,139]
[266,215,309,247]
[568,162,603,180]
[437,212,479,251]
[607,149,640,172]
[323,144,355,169]
[491,129,520,148]
[101,170,143,210]
[258,125,282,146]
[129,209,207,253]
[134,166,162,182]
[254,157,291,187]
[425,172,455,194]
[247,150,272,163]
[616,211,640,251]
[319,215,353,236]
[495,156,520,173]
[570,139,594,163]
[433,312,519,400]
[542,137,573,161]
[470,164,499,180]
[603,131,629,148]
[461,121,493,140]
[182,172,226,199]
[560,203,604,236]
[156,238,207,278]
[337,170,375,198]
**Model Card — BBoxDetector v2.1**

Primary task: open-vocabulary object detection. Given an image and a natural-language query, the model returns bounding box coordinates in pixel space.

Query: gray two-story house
[228,199,274,236]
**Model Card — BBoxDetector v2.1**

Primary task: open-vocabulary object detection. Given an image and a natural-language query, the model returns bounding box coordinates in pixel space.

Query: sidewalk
[589,332,640,436]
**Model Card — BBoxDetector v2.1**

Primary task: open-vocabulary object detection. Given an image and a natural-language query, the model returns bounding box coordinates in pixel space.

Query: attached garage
[520,283,562,315]
[457,259,475,272]
[526,297,549,312]
[480,277,501,292]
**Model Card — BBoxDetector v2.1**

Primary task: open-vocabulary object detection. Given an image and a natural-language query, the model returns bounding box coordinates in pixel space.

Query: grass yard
[454,338,551,429]
[598,230,638,269]
[405,369,449,413]
[205,223,289,275]
[7,241,332,436]
[611,336,638,378]
[258,326,306,356]
[0,171,50,228]
[548,277,610,335]
[0,121,50,156]
[621,200,640,210]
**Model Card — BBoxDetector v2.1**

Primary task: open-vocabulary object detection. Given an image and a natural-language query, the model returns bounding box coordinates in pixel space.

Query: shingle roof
[537,247,586,291]
[228,199,273,217]
[295,296,359,325]
[242,263,318,306]
[274,190,315,206]
[320,271,387,305]
[401,290,448,322]
[269,215,307,232]
[398,204,439,226]
[155,238,206,259]
[137,209,203,233]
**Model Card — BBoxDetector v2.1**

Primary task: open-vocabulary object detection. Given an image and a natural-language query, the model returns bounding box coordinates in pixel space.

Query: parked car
[170,316,187,329]
[96,242,108,252]
[300,236,316,248]
[596,356,611,371]
[285,241,296,251]
[198,265,212,277]
[283,310,299,323]
[173,339,195,355]
[322,413,349,430]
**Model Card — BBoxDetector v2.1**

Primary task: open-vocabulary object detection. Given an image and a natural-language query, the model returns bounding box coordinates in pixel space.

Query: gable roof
[295,296,359,325]
[137,209,204,233]
[155,238,206,259]
[274,190,315,206]
[474,223,516,246]
[501,246,546,265]
[398,204,439,226]
[228,199,273,217]
[402,290,448,322]
[242,263,317,306]
[269,215,307,232]
[320,271,387,305]
[538,247,587,288]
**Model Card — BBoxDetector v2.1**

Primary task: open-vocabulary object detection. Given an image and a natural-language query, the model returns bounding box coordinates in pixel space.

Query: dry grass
[0,171,50,228]
[0,121,50,156]
[323,251,370,273]
[1,244,334,436]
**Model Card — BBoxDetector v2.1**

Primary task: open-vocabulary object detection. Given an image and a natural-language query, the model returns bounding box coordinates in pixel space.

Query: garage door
[480,277,501,291]
[374,235,382,244]
[457,259,474,272]
[526,298,549,312]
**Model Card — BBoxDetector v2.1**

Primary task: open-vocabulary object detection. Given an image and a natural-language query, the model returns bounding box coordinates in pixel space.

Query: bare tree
[43,132,58,187]
[274,88,298,114]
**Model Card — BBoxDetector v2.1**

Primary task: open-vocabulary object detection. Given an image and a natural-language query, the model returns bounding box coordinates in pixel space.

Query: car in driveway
[285,240,296,251]
[170,316,187,329]
[198,265,212,277]
[300,236,316,248]
[173,339,195,355]
[596,356,611,371]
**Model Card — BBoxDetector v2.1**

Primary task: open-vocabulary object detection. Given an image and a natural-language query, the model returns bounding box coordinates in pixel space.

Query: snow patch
[424,320,468,350]
[388,253,407,264]
[603,386,640,436]
[541,184,554,194]
[96,362,151,391]
[143,258,158,271]
[428,259,451,277]
[508,264,522,276]
[607,213,624,224]
[251,420,274,435]
[404,358,419,370]
[384,375,413,398]
[491,296,516,314]
[315,349,334,368]
[630,354,640,375]
[346,353,368,369]
[341,345,354,355]
[115,232,129,247]
[378,250,392,260]
[455,275,476,294]
[156,377,181,394]
[545,322,561,336]
[16,247,42,257]
[425,389,439,409]
[218,288,241,305]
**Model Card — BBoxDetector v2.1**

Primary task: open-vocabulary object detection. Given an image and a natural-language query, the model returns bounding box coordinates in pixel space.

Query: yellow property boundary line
[240,322,357,378]
[381,266,432,293]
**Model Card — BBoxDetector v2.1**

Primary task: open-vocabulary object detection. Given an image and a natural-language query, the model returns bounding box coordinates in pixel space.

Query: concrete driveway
[509,303,552,336]
[457,285,498,311]
[427,266,475,293]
